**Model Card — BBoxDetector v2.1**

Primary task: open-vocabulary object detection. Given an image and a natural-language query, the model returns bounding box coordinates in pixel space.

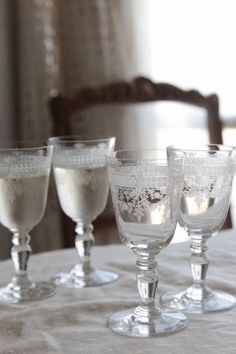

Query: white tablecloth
[0,229,236,354]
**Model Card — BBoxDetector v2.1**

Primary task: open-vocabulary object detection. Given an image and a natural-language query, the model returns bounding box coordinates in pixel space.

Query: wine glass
[49,136,119,288]
[160,144,236,314]
[0,142,55,303]
[106,149,187,337]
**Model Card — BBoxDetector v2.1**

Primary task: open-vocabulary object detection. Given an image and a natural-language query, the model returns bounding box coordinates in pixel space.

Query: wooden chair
[48,76,231,248]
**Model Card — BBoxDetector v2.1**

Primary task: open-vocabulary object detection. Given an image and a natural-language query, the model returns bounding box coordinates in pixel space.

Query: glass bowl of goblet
[106,149,187,337]
[160,144,236,314]
[0,142,55,303]
[49,136,119,288]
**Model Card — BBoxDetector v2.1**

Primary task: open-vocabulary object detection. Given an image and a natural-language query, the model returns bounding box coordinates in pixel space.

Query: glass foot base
[160,288,236,314]
[0,281,56,304]
[52,268,119,288]
[108,308,187,337]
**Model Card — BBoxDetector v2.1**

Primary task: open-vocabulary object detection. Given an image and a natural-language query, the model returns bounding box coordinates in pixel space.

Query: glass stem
[71,222,94,278]
[11,231,32,285]
[134,254,160,323]
[187,233,211,300]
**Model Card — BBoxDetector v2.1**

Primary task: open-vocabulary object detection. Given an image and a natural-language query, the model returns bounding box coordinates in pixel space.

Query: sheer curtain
[0,0,18,259]
[5,0,145,256]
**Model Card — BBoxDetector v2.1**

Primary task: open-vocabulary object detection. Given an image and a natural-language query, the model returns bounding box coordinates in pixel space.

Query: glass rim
[48,135,116,144]
[167,144,236,153]
[0,141,52,152]
[106,148,182,162]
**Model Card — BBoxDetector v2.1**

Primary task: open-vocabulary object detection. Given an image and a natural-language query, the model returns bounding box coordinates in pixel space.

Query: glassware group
[0,139,235,338]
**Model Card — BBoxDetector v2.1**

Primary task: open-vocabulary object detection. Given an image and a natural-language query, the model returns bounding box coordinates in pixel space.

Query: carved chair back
[49,77,230,247]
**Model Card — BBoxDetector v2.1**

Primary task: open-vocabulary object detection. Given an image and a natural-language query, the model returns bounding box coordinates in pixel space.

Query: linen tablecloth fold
[0,229,235,353]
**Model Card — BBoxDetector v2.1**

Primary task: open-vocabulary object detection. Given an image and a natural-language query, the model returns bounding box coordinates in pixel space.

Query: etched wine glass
[49,136,119,288]
[0,142,55,303]
[160,144,236,314]
[106,149,187,337]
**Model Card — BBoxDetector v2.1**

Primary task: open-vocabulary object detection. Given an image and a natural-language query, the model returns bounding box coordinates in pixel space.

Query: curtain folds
[13,0,144,254]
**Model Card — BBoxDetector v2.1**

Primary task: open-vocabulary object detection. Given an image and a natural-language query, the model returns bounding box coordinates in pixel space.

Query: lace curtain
[12,0,146,254]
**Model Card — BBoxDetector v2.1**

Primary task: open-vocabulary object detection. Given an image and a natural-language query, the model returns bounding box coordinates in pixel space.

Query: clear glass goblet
[106,149,187,337]
[49,136,119,288]
[160,144,236,314]
[0,142,55,303]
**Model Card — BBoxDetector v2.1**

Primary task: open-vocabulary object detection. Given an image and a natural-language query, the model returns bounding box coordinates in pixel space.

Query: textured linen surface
[0,229,236,354]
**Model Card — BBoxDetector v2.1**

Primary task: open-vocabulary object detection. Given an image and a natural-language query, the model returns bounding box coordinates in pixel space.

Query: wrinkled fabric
[0,229,235,353]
